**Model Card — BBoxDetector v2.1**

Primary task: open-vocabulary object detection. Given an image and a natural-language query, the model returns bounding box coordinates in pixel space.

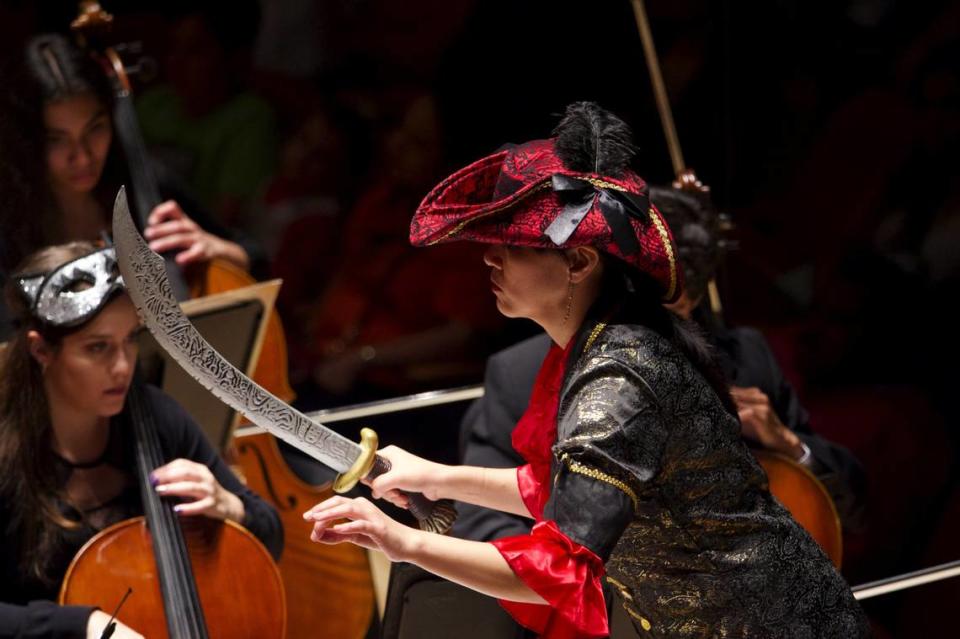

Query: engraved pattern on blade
[112,190,359,473]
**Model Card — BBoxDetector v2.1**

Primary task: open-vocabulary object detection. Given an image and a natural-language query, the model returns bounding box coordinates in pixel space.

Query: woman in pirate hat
[304,103,868,638]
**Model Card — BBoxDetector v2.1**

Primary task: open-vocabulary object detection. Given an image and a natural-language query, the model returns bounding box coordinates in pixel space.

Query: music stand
[138,280,281,453]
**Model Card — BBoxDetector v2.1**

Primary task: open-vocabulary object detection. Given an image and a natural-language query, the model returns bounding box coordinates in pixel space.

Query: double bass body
[59,517,286,638]
[58,377,287,638]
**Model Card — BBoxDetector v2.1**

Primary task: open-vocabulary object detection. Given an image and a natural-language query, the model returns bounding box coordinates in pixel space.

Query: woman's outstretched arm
[303,496,545,604]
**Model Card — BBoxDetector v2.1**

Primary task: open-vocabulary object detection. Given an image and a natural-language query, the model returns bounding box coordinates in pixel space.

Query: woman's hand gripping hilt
[333,428,458,535]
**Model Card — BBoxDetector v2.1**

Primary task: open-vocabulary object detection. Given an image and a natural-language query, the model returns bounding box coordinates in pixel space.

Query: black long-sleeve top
[0,384,283,638]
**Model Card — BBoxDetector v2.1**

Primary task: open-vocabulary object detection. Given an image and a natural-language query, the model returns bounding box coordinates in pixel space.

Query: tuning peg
[72,1,114,32]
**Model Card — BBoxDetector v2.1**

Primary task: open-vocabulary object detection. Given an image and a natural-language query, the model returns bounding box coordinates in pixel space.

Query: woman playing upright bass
[0,242,282,638]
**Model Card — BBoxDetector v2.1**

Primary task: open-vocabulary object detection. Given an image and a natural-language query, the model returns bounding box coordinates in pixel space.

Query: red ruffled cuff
[491,520,608,639]
[517,463,549,521]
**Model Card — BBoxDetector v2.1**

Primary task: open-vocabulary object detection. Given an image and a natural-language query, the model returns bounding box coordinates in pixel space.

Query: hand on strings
[144,201,249,269]
[730,386,805,460]
[86,610,143,639]
[151,458,245,523]
[303,495,419,562]
[363,445,448,509]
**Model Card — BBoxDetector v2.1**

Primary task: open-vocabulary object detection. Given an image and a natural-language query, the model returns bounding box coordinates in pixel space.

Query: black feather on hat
[553,102,636,178]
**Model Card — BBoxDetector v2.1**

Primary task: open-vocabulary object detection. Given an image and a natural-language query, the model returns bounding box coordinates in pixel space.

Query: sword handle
[332,428,379,494]
[367,455,458,535]
[333,428,457,534]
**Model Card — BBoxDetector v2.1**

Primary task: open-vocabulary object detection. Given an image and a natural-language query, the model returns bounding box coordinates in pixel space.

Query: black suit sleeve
[452,334,552,541]
[727,328,867,532]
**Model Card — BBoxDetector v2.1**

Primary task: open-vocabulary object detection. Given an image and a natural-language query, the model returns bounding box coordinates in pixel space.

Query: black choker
[53,448,109,470]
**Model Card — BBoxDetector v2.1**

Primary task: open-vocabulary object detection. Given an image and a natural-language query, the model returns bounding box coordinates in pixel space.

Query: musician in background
[0,33,264,337]
[455,185,867,543]
[0,242,283,638]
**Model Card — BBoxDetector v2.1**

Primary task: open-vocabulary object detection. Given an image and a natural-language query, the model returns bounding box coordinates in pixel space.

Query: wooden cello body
[232,429,375,639]
[754,450,843,567]
[59,517,286,638]
[57,377,287,638]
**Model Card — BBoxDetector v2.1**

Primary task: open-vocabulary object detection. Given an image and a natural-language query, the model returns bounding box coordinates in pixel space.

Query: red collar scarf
[493,336,609,639]
[511,339,570,519]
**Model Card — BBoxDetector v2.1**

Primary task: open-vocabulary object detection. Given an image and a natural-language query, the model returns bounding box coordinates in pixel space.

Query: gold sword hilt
[332,427,379,494]
[332,427,457,534]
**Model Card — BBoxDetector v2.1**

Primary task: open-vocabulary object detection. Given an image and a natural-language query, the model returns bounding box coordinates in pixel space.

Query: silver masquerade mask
[15,247,125,327]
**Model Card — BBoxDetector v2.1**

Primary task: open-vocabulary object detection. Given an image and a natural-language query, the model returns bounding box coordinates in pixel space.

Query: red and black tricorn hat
[410,135,681,302]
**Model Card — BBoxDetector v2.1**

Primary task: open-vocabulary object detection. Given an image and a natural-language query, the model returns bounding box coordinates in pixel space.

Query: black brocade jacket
[545,319,870,638]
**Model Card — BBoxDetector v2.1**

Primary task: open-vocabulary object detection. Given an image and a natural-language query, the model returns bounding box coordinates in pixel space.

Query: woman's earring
[562,279,575,324]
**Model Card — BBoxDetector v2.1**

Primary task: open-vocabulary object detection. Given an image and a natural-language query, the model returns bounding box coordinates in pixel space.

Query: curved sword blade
[112,187,360,473]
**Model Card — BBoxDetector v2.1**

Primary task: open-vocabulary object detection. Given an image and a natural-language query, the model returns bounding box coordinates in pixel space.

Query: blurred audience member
[137,1,277,230]
[303,96,503,401]
[263,103,365,357]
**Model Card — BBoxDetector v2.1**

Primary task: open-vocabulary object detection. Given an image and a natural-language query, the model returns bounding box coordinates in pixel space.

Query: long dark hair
[599,258,737,416]
[0,241,102,583]
[0,34,123,271]
[25,33,113,104]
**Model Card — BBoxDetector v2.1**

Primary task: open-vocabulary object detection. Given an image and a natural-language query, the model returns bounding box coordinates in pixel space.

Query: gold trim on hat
[648,208,678,300]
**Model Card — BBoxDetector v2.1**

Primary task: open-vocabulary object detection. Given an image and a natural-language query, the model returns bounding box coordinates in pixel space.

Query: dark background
[2,1,959,635]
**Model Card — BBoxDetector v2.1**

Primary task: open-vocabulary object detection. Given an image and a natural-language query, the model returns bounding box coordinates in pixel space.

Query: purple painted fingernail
[149,473,158,487]
[173,504,183,513]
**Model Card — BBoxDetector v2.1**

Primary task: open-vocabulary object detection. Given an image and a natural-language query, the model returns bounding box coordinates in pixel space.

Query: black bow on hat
[545,174,651,255]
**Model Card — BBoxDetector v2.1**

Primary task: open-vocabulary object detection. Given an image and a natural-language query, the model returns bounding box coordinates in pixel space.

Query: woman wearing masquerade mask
[0,242,282,639]
[0,33,260,328]
[303,103,869,638]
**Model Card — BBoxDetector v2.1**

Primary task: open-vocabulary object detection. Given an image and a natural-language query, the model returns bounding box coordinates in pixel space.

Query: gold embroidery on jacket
[559,453,638,512]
